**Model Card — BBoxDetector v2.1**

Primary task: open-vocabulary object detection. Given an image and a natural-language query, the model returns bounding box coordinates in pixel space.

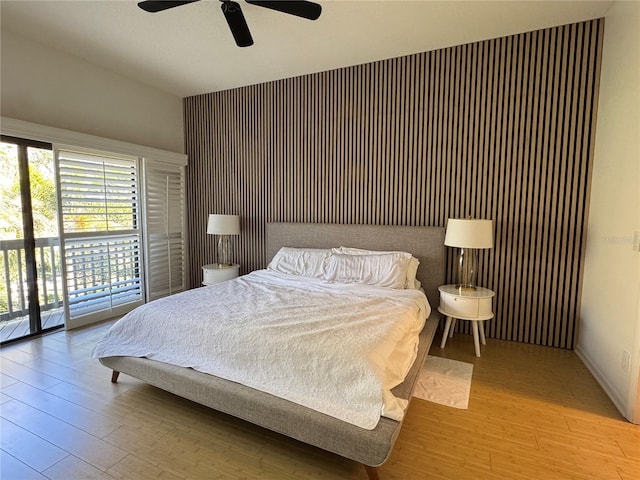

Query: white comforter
[93,270,430,429]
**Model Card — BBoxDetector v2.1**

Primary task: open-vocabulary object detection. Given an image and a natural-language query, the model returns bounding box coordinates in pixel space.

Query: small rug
[412,356,473,409]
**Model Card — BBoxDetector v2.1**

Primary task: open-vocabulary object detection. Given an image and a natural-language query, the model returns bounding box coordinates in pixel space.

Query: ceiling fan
[138,0,322,48]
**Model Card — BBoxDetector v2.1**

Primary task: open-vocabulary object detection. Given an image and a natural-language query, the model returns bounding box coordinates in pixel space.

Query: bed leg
[111,370,120,383]
[363,465,380,480]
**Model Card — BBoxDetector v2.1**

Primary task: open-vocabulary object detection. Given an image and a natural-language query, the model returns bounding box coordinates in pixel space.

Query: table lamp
[444,218,493,290]
[207,214,240,268]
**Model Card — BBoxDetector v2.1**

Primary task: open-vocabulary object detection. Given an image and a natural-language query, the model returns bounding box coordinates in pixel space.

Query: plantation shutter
[143,161,186,301]
[57,150,143,328]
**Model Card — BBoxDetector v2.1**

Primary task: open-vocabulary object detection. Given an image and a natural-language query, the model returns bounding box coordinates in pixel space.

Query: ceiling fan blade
[221,1,254,47]
[245,1,321,20]
[138,1,199,13]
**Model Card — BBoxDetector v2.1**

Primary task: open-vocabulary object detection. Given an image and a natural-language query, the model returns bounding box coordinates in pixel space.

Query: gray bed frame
[100,223,445,480]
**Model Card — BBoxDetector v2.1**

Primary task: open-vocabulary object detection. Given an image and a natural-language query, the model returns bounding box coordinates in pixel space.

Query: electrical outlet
[622,350,631,373]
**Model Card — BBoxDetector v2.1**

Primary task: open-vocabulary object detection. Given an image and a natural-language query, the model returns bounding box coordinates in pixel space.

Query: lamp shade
[444,218,493,249]
[207,214,240,235]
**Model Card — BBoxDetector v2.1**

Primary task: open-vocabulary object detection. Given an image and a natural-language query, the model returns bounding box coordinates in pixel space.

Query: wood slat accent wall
[184,19,603,349]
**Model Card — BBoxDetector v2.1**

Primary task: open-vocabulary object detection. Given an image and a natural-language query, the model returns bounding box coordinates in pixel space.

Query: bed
[97,223,445,479]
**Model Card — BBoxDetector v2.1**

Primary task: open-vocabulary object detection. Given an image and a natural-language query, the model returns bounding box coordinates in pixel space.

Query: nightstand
[437,284,495,357]
[202,264,240,286]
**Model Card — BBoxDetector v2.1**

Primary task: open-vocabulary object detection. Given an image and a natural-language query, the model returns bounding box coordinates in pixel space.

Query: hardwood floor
[1,320,638,479]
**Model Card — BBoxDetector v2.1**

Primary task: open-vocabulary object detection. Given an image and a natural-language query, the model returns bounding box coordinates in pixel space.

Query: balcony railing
[0,236,64,322]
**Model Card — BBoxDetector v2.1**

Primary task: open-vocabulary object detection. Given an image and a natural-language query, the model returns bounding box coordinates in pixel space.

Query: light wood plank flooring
[1,320,638,479]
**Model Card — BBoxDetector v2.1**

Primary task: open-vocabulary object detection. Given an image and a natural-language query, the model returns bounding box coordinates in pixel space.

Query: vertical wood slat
[183,19,603,349]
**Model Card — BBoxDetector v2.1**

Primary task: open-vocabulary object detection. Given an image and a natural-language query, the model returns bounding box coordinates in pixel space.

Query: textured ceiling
[1,0,613,98]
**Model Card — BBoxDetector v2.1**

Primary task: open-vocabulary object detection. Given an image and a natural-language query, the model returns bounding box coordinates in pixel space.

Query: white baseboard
[575,345,629,421]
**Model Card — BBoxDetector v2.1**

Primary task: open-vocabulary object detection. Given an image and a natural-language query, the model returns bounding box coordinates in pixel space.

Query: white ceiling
[1,0,613,98]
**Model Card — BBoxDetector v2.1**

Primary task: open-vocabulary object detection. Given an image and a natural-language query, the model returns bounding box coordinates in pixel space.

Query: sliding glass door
[0,136,63,343]
[1,126,186,336]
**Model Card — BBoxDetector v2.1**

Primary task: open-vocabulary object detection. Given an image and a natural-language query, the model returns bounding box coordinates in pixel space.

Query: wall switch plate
[622,350,631,373]
[634,231,640,252]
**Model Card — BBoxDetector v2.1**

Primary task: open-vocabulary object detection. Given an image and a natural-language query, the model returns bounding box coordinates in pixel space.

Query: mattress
[93,269,431,429]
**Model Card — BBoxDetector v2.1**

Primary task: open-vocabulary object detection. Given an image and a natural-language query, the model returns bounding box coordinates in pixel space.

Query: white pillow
[334,246,420,289]
[322,253,410,289]
[267,247,332,278]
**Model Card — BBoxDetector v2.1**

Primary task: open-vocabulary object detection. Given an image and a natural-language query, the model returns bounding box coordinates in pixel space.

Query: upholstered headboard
[265,223,445,310]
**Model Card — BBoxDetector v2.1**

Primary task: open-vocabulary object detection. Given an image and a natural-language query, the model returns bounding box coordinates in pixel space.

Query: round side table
[202,264,240,286]
[437,284,495,357]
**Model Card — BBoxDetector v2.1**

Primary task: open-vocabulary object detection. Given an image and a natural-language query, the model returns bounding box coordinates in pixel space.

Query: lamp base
[455,285,477,292]
[456,248,479,290]
[217,236,233,267]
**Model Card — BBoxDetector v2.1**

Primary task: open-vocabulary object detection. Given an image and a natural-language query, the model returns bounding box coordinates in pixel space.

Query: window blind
[143,161,186,301]
[57,150,143,325]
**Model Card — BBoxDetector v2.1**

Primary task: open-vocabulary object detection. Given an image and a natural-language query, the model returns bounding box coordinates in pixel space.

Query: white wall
[1,30,184,153]
[578,0,640,422]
